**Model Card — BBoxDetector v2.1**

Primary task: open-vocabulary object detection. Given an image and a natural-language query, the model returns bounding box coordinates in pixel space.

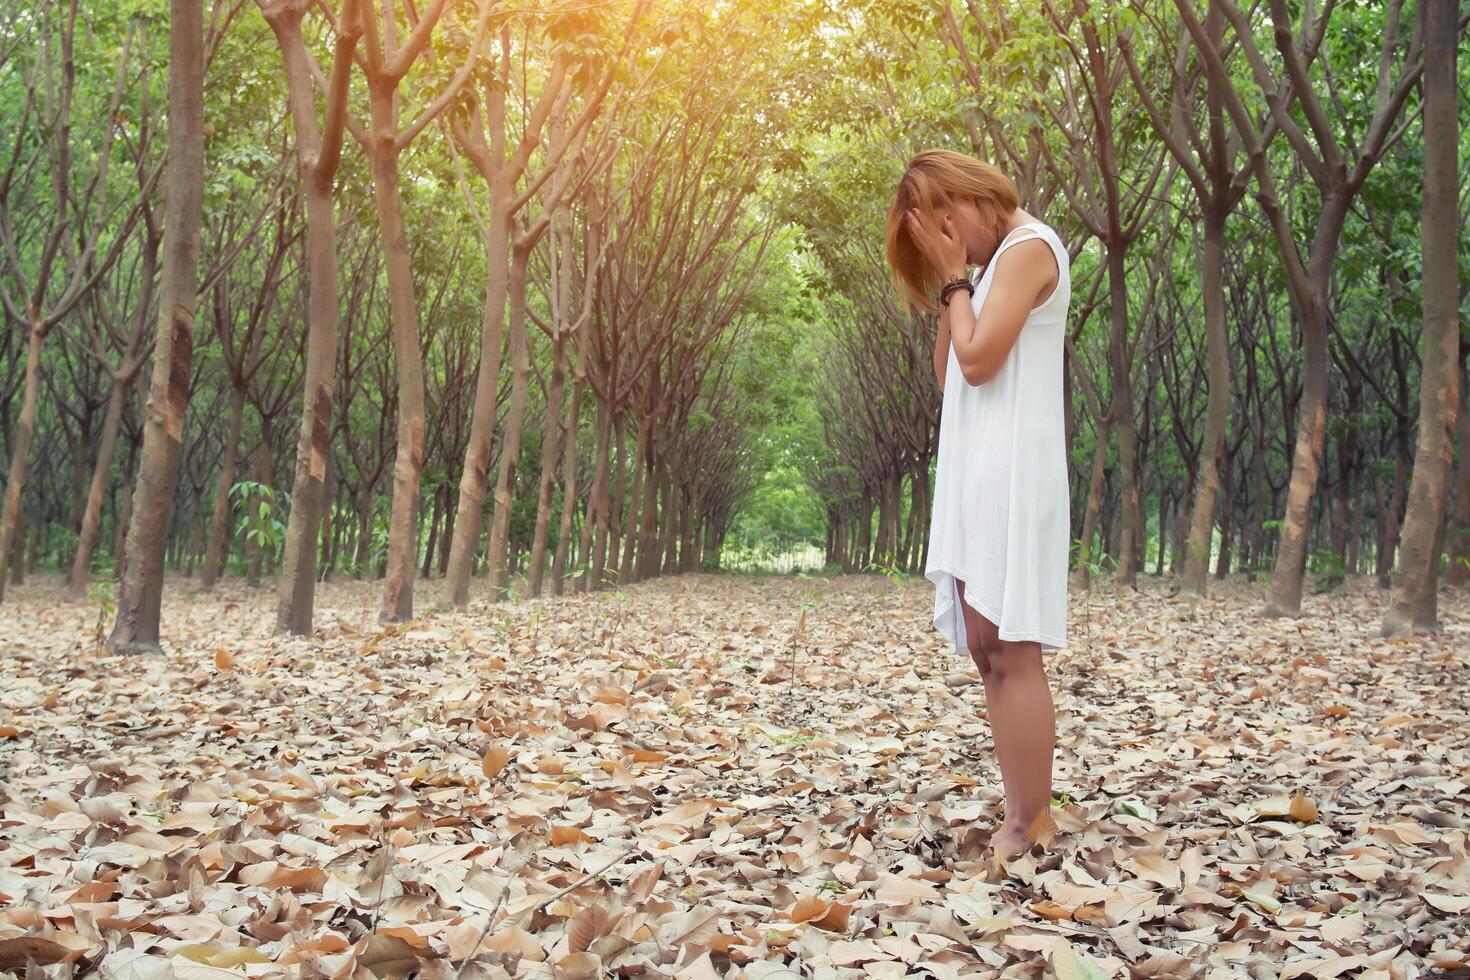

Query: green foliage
[0,0,1462,596]
[90,579,116,652]
[229,481,285,566]
[863,553,911,589]
[1309,547,1347,593]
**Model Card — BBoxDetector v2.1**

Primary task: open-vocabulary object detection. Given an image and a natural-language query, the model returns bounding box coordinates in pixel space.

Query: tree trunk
[1377,451,1408,587]
[680,484,697,574]
[246,426,272,586]
[1447,377,1470,587]
[421,482,444,579]
[1182,211,1229,594]
[553,353,586,595]
[71,423,91,535]
[1107,247,1141,588]
[1331,377,1362,568]
[68,376,128,601]
[185,510,205,576]
[354,490,374,578]
[1383,0,1458,634]
[270,0,357,635]
[370,122,426,623]
[113,474,133,577]
[607,410,627,582]
[584,395,612,592]
[635,450,660,581]
[108,0,204,654]
[1155,491,1168,576]
[0,325,44,604]
[660,466,678,575]
[529,326,568,597]
[319,448,335,581]
[484,242,534,602]
[1072,418,1111,589]
[618,415,643,583]
[8,517,23,587]
[1215,445,1234,579]
[444,221,512,607]
[1263,192,1351,616]
[202,384,246,588]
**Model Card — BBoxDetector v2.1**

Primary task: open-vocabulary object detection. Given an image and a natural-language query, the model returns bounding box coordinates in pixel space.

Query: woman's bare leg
[955,578,1016,811]
[956,578,1056,859]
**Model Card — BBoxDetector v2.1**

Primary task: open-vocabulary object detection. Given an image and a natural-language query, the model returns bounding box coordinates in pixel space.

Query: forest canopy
[0,0,1464,651]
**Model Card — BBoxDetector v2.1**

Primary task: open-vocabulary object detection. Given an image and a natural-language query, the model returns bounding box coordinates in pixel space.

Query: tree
[1382,0,1460,635]
[260,0,363,634]
[107,0,209,653]
[1177,0,1432,616]
[0,5,152,603]
[337,0,493,622]
[1118,5,1275,597]
[441,1,644,608]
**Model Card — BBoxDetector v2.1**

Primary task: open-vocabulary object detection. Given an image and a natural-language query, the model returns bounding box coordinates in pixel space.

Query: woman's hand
[904,207,967,281]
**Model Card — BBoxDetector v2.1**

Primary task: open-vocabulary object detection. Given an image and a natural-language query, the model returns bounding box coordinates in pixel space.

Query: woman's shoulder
[998,221,1066,269]
[1030,220,1064,246]
[1029,221,1069,270]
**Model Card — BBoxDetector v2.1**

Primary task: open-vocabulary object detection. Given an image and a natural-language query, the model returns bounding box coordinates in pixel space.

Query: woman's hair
[885,149,1019,314]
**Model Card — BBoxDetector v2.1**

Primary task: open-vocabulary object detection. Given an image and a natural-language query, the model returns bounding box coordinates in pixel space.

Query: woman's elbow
[960,359,998,387]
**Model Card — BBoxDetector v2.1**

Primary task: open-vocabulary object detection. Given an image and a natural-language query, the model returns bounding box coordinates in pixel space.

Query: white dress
[925,220,1071,655]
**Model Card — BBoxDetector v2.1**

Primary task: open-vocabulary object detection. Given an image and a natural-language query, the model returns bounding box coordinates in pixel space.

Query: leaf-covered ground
[1,571,1468,979]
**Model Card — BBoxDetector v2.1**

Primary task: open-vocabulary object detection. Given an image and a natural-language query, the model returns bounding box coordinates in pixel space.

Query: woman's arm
[946,239,1055,386]
[934,300,952,394]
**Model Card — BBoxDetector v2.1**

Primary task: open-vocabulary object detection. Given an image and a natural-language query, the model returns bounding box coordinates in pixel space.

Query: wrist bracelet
[938,275,974,306]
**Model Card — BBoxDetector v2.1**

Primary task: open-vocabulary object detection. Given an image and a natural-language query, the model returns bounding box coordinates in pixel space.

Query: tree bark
[107,0,204,654]
[584,394,612,592]
[484,242,534,601]
[1447,376,1470,587]
[202,384,246,587]
[0,326,43,604]
[553,342,587,594]
[443,220,511,607]
[1182,210,1229,594]
[1264,199,1348,616]
[68,376,128,600]
[1383,0,1459,634]
[1377,443,1409,587]
[353,0,491,620]
[1072,418,1112,589]
[245,424,272,586]
[529,325,568,597]
[624,417,651,581]
[1107,247,1142,588]
[267,0,360,635]
[370,128,427,622]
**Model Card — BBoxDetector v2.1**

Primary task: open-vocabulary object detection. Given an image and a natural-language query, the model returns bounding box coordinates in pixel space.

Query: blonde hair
[885,149,1019,314]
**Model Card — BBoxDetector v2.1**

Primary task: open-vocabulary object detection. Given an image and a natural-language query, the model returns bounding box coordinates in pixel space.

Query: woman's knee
[976,636,1040,681]
[957,586,1000,673]
[967,627,1002,674]
[967,643,992,674]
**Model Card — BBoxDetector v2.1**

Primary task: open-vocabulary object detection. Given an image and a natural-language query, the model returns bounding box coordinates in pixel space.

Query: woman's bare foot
[991,824,1031,862]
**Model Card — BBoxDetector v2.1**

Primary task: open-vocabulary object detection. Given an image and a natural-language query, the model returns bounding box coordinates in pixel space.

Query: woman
[885,149,1069,869]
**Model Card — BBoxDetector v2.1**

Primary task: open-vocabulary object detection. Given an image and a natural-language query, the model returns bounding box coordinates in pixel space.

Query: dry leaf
[788,895,828,922]
[567,905,610,953]
[0,937,71,970]
[481,744,510,779]
[0,574,1463,977]
[1052,940,1107,980]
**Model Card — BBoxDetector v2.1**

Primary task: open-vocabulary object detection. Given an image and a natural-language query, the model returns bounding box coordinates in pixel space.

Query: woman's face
[945,195,999,267]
